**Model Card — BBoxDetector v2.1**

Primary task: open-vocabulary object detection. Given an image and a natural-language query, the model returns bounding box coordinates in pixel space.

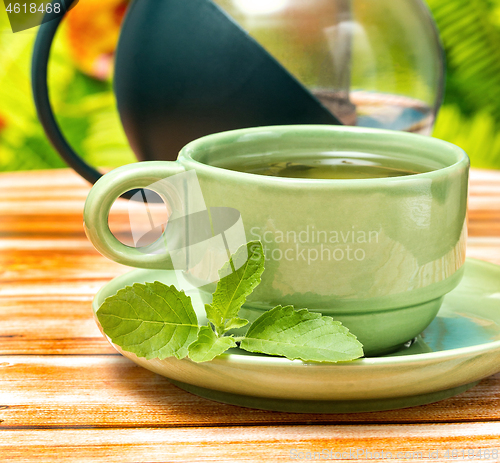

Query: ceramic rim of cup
[180,125,469,187]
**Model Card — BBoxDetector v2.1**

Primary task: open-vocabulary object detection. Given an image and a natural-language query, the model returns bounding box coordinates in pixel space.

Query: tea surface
[213,151,434,179]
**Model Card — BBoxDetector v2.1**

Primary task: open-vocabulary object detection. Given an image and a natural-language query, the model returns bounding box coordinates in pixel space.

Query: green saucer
[92,258,500,413]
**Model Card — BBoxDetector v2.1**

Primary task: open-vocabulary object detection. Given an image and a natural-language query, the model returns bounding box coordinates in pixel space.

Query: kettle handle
[32,0,102,185]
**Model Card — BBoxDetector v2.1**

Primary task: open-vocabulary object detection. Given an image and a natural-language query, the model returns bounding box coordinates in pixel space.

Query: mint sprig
[96,241,364,363]
[205,241,264,336]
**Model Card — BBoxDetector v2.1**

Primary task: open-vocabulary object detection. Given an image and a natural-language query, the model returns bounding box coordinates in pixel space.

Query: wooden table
[1,168,500,462]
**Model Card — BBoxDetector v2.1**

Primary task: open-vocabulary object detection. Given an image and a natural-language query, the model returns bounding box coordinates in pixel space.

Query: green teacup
[84,125,469,356]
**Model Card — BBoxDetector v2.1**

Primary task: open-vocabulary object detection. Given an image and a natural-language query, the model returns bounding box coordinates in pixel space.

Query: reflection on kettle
[32,0,444,186]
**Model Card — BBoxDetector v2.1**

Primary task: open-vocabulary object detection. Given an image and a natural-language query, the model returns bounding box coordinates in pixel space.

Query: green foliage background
[0,6,135,172]
[0,0,499,172]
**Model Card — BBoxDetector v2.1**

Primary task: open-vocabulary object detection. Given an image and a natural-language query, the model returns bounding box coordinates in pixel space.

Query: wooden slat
[1,423,500,462]
[466,237,500,265]
[0,247,126,278]
[0,300,115,354]
[0,245,499,353]
[0,356,500,428]
[0,169,89,189]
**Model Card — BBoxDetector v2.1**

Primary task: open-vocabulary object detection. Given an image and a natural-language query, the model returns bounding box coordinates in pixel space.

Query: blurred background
[0,0,500,172]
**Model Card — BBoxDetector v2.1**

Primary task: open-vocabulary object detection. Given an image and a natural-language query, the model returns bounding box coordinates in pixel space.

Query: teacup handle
[83,161,186,269]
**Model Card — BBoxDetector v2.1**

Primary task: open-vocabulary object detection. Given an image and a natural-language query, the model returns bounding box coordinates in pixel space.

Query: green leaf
[206,241,265,335]
[96,281,199,360]
[224,317,249,331]
[426,0,500,120]
[240,306,364,363]
[188,326,237,363]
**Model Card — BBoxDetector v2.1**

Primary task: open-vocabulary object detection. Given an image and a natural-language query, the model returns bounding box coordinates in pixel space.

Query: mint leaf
[97,281,199,360]
[206,241,264,335]
[223,317,250,331]
[239,306,364,363]
[188,326,237,363]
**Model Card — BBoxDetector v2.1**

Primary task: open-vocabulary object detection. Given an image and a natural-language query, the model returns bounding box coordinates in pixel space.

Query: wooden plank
[0,169,89,190]
[1,423,500,462]
[1,246,500,354]
[469,168,500,181]
[0,247,126,277]
[1,356,500,428]
[468,224,500,238]
[0,300,115,355]
[467,237,500,265]
[0,245,128,303]
[6,214,497,239]
[1,169,498,243]
[469,200,500,212]
[0,281,115,298]
[0,249,127,298]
